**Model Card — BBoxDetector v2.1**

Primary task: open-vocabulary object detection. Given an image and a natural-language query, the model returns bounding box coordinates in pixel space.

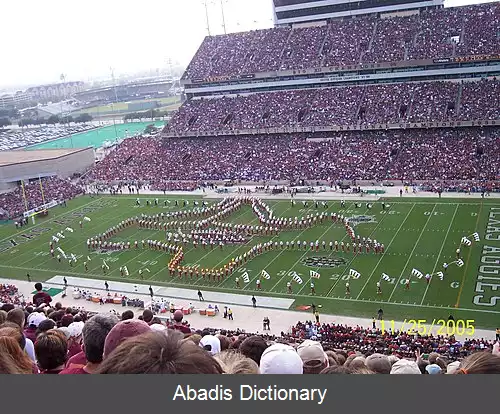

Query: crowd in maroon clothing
[0,177,84,220]
[167,80,499,135]
[286,321,494,361]
[87,128,499,186]
[1,286,499,374]
[183,3,499,81]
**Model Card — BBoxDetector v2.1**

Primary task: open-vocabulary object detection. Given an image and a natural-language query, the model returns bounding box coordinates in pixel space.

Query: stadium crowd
[0,177,84,220]
[87,128,499,187]
[167,80,499,135]
[0,282,499,374]
[0,124,93,151]
[183,3,499,80]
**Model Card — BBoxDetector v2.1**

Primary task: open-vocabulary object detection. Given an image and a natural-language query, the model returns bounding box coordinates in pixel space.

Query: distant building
[0,91,30,109]
[26,82,85,104]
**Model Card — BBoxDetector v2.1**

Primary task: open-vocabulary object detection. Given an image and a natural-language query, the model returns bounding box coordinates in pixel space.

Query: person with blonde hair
[454,351,500,374]
[0,325,36,374]
[215,351,259,374]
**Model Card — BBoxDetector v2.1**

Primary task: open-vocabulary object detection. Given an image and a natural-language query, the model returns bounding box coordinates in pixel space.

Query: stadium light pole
[203,0,211,36]
[220,0,227,34]
[110,67,119,142]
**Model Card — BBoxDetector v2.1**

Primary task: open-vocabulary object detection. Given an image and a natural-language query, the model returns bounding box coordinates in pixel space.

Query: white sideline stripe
[39,275,500,315]
[46,276,294,310]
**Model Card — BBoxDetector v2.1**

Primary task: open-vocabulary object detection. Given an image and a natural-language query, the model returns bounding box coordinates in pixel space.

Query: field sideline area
[0,192,499,329]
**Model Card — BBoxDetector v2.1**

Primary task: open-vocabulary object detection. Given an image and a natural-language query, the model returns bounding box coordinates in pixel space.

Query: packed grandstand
[0,283,499,374]
[0,0,499,374]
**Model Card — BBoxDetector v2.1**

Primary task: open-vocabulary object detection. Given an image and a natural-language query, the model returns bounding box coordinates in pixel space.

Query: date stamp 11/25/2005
[380,319,475,336]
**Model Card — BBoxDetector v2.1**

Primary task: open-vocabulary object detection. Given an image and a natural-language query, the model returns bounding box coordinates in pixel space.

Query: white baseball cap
[259,343,303,374]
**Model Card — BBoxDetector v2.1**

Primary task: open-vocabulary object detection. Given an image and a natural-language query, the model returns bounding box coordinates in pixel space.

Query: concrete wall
[0,148,95,186]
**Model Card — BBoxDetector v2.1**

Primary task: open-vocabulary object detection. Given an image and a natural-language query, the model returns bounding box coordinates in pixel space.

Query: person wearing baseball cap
[297,339,329,374]
[259,343,303,374]
[103,319,151,358]
[199,335,221,356]
[390,359,421,374]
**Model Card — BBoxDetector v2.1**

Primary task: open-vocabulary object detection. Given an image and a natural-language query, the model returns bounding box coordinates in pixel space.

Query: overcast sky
[0,0,496,89]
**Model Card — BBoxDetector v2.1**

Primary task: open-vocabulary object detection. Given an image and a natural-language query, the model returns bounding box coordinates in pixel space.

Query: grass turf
[0,195,499,329]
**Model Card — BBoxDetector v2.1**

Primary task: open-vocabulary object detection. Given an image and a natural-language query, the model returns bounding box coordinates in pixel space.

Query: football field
[0,195,499,329]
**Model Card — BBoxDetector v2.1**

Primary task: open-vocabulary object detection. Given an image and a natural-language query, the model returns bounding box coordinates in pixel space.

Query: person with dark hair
[32,283,52,307]
[0,326,37,374]
[59,313,119,374]
[239,335,269,366]
[121,310,134,321]
[97,331,224,374]
[142,309,154,324]
[198,290,204,301]
[251,296,256,308]
[36,319,56,336]
[172,310,191,335]
[35,330,68,374]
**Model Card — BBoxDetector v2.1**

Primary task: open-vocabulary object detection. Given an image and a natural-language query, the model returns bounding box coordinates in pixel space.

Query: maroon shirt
[65,350,86,369]
[24,326,37,343]
[67,342,82,359]
[33,291,52,307]
[59,366,88,375]
[173,324,191,335]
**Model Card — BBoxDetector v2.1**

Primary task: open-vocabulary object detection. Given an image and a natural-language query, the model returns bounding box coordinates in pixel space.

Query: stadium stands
[183,3,499,80]
[0,177,84,220]
[88,128,499,186]
[0,283,498,374]
[166,79,499,135]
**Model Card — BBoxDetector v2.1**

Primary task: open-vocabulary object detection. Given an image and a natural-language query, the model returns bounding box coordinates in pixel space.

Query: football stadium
[0,0,499,377]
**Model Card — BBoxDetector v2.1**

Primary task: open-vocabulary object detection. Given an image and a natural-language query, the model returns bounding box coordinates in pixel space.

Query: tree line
[17,113,93,127]
[123,109,170,121]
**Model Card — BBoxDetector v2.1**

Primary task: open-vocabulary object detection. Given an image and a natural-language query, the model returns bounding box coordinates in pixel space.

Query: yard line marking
[6,201,133,268]
[420,204,459,305]
[0,196,102,244]
[356,203,416,299]
[273,202,357,294]
[388,204,437,302]
[455,201,483,307]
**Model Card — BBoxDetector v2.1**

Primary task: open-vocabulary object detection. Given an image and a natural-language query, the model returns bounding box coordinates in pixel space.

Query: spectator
[35,330,68,374]
[455,352,500,374]
[297,339,329,374]
[199,334,221,356]
[24,312,46,343]
[103,319,151,359]
[215,351,259,374]
[96,331,224,374]
[121,310,135,321]
[32,283,52,307]
[259,343,303,374]
[390,359,421,374]
[172,310,191,335]
[239,335,269,366]
[365,353,391,374]
[59,314,119,374]
[0,326,36,374]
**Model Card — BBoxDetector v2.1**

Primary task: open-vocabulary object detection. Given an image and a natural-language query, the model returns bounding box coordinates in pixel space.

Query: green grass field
[1,195,499,328]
